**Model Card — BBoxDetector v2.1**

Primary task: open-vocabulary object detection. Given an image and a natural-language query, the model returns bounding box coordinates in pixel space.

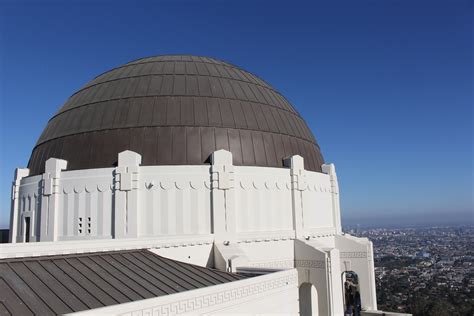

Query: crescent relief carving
[97,183,109,192]
[63,185,73,194]
[85,184,96,193]
[175,181,186,190]
[204,180,212,190]
[160,181,172,190]
[190,180,203,190]
[253,180,262,190]
[73,185,84,194]
[275,182,282,190]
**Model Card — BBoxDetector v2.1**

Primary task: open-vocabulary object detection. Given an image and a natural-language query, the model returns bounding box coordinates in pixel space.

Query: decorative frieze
[248,259,294,269]
[340,251,368,259]
[119,271,298,316]
[294,259,326,269]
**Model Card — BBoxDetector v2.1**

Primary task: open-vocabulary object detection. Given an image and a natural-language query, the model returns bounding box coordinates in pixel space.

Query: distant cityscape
[345,225,474,316]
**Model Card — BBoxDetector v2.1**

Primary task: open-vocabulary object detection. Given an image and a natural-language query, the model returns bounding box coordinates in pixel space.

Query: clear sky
[0,0,472,228]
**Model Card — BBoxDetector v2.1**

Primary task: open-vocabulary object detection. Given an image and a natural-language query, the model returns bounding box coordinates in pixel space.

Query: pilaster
[40,158,67,241]
[9,168,30,243]
[114,150,141,238]
[284,155,306,238]
[327,248,344,315]
[210,149,235,243]
[322,163,342,234]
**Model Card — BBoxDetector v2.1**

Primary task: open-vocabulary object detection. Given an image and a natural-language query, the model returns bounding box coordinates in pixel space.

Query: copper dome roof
[28,55,324,175]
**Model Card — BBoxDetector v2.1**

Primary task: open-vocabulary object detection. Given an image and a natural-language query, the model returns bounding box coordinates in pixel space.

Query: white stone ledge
[237,230,295,242]
[0,234,214,259]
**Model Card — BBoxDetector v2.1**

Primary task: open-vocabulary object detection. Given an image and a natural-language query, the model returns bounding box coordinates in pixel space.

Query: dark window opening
[25,217,30,243]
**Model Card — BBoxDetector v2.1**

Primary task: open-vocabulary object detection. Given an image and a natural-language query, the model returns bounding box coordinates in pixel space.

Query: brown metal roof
[0,249,245,315]
[28,55,324,175]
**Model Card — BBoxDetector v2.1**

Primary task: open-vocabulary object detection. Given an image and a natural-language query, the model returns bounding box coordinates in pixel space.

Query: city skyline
[1,0,472,228]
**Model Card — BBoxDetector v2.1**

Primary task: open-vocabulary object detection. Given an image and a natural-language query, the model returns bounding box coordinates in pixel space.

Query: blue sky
[0,0,472,228]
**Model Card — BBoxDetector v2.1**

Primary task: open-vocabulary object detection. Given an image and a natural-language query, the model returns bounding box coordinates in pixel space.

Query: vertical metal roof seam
[127,251,196,291]
[6,263,57,315]
[49,89,303,129]
[75,256,142,302]
[23,261,80,313]
[101,254,167,297]
[117,253,178,294]
[56,259,118,305]
[64,257,130,303]
[0,276,34,315]
[141,252,211,288]
[169,259,231,284]
[137,251,209,288]
[38,260,96,309]
[156,256,219,286]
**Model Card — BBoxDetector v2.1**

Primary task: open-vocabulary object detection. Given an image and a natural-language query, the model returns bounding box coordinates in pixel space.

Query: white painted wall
[303,171,334,230]
[58,168,114,240]
[11,152,338,244]
[12,174,42,242]
[336,234,378,311]
[0,235,214,260]
[234,166,293,232]
[67,269,299,316]
[6,150,386,316]
[148,243,214,267]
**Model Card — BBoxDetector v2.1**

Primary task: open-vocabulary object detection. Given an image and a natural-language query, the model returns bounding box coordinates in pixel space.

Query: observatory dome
[28,55,324,175]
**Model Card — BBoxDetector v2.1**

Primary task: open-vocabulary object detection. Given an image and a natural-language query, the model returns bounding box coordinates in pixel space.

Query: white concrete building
[2,55,408,315]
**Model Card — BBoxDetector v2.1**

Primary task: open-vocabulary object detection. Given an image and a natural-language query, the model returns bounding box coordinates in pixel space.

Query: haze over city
[1,0,472,228]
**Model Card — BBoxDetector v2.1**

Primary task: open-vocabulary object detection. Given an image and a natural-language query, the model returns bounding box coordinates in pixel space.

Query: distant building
[2,55,406,315]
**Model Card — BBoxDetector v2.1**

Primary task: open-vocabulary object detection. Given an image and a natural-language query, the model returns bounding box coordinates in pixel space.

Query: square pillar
[40,158,67,241]
[9,168,30,243]
[322,163,342,234]
[211,149,235,243]
[284,155,306,238]
[114,150,141,238]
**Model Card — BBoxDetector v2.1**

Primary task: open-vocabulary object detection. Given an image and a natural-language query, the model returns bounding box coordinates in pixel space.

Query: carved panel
[294,259,326,269]
[340,252,367,259]
[120,273,298,316]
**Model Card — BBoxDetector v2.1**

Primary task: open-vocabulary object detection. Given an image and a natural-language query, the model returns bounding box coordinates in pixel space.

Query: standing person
[344,282,352,316]
[354,290,361,316]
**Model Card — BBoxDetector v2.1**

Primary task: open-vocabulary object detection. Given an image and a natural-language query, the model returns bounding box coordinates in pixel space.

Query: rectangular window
[25,217,30,243]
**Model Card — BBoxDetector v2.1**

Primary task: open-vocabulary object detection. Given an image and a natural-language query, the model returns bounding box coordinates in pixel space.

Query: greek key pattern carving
[119,273,298,316]
[294,259,326,269]
[340,251,367,258]
[248,259,294,269]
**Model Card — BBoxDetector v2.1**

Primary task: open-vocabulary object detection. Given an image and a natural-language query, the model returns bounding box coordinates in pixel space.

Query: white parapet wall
[0,234,214,259]
[67,269,299,316]
[10,150,339,244]
[234,165,293,233]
